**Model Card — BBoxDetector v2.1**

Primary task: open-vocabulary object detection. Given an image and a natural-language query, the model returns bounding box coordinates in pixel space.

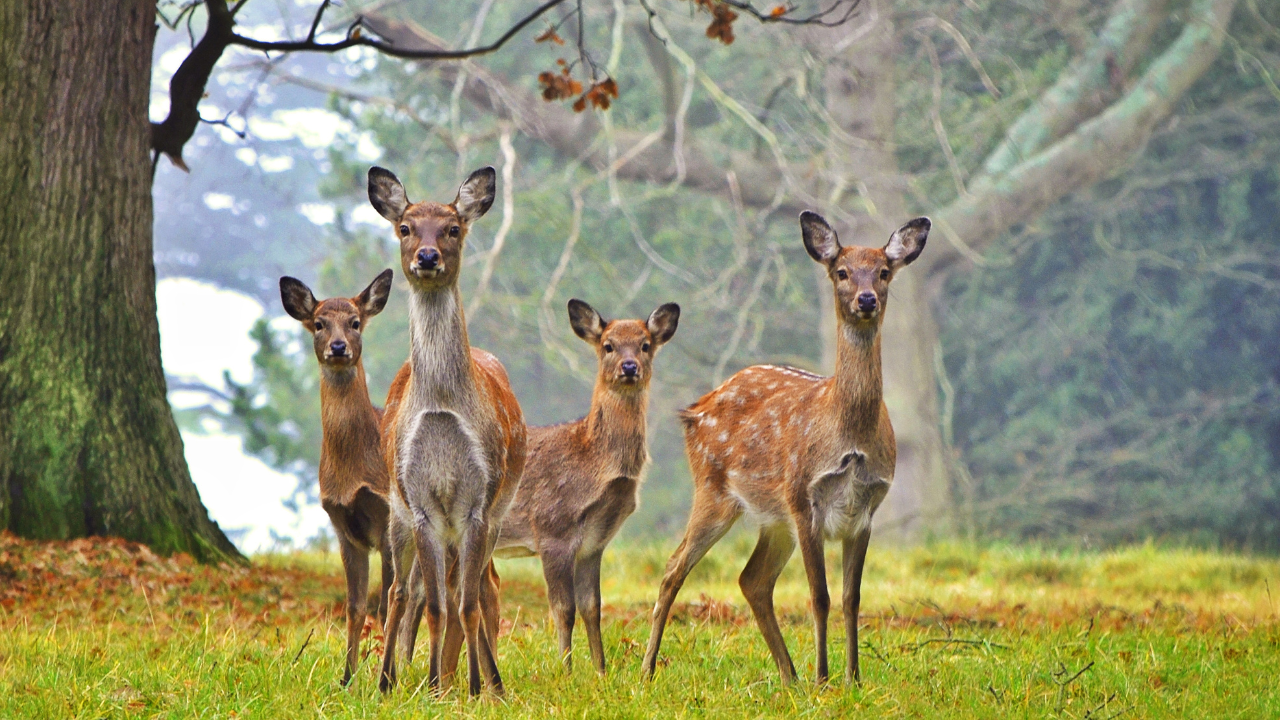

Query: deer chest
[808,450,891,540]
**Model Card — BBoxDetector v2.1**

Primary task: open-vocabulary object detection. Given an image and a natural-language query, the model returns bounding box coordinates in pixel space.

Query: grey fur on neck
[407,286,476,407]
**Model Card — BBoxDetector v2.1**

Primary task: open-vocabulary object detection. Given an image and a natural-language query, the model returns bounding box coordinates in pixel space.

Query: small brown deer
[642,211,929,685]
[369,165,527,697]
[278,269,394,687]
[483,299,680,675]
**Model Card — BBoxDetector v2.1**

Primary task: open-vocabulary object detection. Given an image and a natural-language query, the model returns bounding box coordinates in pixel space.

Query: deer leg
[459,521,502,696]
[796,526,831,684]
[842,528,871,684]
[377,536,393,627]
[541,549,577,672]
[482,560,502,657]
[439,550,464,690]
[642,494,739,678]
[338,535,370,687]
[410,521,449,693]
[574,551,607,675]
[738,524,798,683]
[398,555,425,666]
[378,519,415,693]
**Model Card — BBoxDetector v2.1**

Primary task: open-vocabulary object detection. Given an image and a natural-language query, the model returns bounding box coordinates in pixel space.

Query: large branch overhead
[977,0,1171,179]
[927,0,1240,274]
[360,14,805,211]
[151,0,572,171]
[364,0,1237,268]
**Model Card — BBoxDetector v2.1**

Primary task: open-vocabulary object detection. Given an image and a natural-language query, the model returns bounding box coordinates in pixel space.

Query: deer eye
[314,320,323,331]
[399,224,410,235]
[879,268,890,280]
[602,343,614,353]
[836,269,848,281]
[351,319,361,329]
[448,225,461,238]
[641,342,651,353]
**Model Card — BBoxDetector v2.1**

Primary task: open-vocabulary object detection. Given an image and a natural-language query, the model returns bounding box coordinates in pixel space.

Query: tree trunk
[0,0,240,562]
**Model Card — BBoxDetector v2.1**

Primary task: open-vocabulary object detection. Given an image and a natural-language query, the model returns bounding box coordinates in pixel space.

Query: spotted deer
[642,212,929,685]
[476,299,680,675]
[369,166,527,697]
[278,269,394,687]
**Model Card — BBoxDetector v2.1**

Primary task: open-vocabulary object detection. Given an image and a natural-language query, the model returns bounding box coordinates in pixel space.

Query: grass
[2,531,1278,718]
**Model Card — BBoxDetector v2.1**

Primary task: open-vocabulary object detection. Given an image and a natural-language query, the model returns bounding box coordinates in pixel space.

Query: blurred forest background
[156,0,1280,550]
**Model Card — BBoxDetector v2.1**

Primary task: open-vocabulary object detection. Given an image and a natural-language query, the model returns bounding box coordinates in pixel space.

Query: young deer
[369,166,527,697]
[642,212,929,685]
[486,299,680,675]
[278,269,394,687]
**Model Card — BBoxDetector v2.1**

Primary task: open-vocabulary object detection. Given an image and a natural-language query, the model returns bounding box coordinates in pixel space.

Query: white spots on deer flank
[703,416,718,428]
[718,432,729,444]
[767,382,778,391]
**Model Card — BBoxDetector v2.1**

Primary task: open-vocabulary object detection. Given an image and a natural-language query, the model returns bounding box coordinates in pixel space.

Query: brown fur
[642,212,929,686]
[369,166,526,698]
[492,300,679,674]
[278,269,394,687]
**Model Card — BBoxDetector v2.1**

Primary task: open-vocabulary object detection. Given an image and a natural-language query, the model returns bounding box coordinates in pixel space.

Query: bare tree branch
[228,0,572,59]
[929,0,1241,275]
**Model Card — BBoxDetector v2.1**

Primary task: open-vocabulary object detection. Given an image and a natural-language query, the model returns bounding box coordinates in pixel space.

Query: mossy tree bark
[0,0,240,562]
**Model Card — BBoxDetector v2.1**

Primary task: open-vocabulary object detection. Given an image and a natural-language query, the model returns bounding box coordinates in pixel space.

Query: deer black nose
[417,248,440,270]
[621,360,639,377]
[857,292,878,312]
[330,340,347,356]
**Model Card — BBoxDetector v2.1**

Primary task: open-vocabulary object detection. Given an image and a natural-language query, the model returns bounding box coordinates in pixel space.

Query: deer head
[567,299,680,392]
[801,211,930,331]
[280,269,393,369]
[367,166,496,291]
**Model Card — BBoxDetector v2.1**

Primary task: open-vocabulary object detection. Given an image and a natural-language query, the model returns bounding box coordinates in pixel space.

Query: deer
[641,211,929,686]
[368,165,527,697]
[463,298,680,675]
[278,269,394,687]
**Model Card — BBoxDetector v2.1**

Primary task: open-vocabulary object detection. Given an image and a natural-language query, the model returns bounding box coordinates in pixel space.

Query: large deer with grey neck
[642,212,929,685]
[369,166,526,697]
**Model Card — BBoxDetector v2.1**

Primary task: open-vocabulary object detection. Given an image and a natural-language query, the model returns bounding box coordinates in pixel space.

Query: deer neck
[407,285,477,406]
[319,364,380,464]
[831,322,884,437]
[584,382,649,477]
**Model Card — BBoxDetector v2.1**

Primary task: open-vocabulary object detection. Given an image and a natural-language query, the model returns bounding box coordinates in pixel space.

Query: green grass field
[2,530,1277,718]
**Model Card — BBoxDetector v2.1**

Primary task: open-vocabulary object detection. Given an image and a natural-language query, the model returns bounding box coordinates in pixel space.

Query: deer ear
[455,166,496,222]
[357,269,393,318]
[368,166,409,222]
[884,217,930,268]
[279,276,317,322]
[567,299,605,344]
[647,303,680,346]
[800,211,841,265]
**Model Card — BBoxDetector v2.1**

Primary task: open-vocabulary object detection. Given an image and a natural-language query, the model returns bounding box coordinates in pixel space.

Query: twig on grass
[860,640,898,670]
[1082,692,1119,719]
[291,628,315,664]
[1053,660,1095,713]
[900,637,1010,652]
